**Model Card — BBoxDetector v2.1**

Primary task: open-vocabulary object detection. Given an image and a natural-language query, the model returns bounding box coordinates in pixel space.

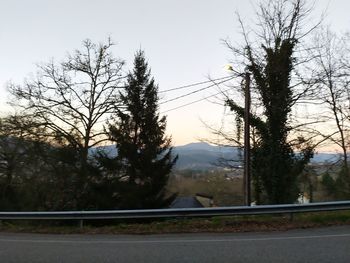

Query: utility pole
[244,71,251,206]
[224,65,251,206]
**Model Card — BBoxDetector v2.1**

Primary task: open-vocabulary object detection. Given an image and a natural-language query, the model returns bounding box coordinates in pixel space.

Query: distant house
[195,193,214,207]
[297,193,310,204]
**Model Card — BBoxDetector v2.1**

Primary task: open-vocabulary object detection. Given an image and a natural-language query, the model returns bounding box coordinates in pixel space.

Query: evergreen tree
[107,50,177,209]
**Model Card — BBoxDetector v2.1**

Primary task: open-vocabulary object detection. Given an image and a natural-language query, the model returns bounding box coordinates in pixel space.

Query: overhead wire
[113,73,240,113]
[157,72,350,114]
[161,86,240,114]
[159,76,235,105]
[158,75,233,93]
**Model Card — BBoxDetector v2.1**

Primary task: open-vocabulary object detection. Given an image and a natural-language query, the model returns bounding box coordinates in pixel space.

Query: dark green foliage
[322,165,350,200]
[321,172,337,196]
[0,116,101,211]
[0,116,45,210]
[43,146,82,210]
[227,26,313,204]
[0,137,52,211]
[105,50,177,209]
[335,165,350,198]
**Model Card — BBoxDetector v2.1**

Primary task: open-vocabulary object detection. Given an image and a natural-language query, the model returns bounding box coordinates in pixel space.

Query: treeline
[0,42,177,211]
[2,0,350,210]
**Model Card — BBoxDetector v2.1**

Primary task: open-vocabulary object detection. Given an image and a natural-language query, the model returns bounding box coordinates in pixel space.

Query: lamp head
[224,64,234,72]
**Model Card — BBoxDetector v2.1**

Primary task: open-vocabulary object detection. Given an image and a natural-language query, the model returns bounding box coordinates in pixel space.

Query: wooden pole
[244,72,251,206]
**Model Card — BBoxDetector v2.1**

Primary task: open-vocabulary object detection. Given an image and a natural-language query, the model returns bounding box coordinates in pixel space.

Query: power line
[158,75,233,93]
[161,87,237,114]
[160,76,235,105]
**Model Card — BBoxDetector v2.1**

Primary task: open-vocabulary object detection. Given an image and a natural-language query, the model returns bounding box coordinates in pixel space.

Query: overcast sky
[0,0,349,145]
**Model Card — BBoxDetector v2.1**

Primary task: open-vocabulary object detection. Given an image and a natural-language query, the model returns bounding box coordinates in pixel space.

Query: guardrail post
[289,213,294,222]
[78,219,84,229]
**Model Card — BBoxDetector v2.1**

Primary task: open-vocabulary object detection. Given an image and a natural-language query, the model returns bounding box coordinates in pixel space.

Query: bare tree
[8,39,125,208]
[9,39,124,165]
[309,28,350,196]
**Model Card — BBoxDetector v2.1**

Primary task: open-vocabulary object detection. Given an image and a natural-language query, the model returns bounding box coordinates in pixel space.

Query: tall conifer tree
[108,50,177,209]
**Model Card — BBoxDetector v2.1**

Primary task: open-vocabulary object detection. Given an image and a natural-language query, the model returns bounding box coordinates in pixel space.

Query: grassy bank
[0,210,350,235]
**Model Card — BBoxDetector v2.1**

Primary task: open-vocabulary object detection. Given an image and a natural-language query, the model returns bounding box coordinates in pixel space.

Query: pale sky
[0,0,349,146]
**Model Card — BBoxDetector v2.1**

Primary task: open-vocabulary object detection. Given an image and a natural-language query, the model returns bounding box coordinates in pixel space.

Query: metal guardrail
[0,201,350,220]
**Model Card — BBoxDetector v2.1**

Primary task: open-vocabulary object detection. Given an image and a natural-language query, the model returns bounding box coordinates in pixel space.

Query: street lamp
[225,65,251,206]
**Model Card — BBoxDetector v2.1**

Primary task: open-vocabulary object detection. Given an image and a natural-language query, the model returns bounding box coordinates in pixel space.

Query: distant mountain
[175,142,219,152]
[90,142,340,171]
[310,152,340,163]
[90,142,241,171]
[89,144,117,157]
[173,142,241,170]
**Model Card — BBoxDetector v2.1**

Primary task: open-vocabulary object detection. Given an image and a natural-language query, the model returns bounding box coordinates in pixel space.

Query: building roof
[195,193,213,199]
[170,197,204,208]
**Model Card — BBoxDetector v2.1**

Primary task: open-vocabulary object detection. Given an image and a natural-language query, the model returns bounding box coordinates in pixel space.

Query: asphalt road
[0,226,350,262]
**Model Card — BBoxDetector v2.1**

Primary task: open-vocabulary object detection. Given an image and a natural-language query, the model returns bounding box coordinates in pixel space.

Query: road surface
[0,225,349,262]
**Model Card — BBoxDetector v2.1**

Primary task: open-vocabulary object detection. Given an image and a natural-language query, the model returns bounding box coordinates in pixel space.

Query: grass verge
[0,210,350,235]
